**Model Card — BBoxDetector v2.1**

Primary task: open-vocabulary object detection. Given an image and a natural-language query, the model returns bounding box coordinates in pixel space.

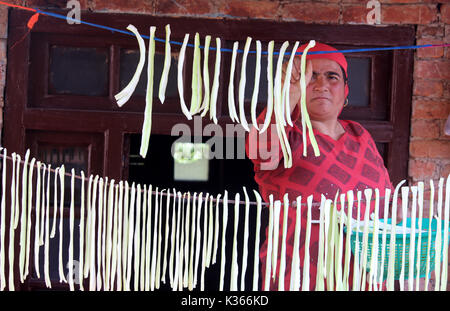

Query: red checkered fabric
[245,106,394,290]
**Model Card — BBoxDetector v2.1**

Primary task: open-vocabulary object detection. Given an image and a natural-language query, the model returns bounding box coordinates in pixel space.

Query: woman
[245,42,394,290]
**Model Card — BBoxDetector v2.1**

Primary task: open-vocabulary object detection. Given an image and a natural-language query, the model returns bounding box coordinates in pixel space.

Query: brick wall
[0,0,449,290]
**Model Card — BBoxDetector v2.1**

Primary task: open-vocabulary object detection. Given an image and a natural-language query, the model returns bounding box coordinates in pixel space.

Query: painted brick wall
[0,0,449,291]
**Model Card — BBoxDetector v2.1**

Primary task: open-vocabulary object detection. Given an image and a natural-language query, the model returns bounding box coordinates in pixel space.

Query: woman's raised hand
[282,58,313,117]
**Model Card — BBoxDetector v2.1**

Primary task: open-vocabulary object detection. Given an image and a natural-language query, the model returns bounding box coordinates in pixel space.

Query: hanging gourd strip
[260,41,275,134]
[200,35,212,117]
[115,25,146,107]
[238,37,252,132]
[159,24,171,104]
[228,42,240,123]
[209,38,221,124]
[177,34,192,120]
[219,191,228,291]
[250,40,262,132]
[283,41,300,127]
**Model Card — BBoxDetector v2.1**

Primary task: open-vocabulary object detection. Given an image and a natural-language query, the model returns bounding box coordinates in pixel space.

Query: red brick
[442,4,450,24]
[411,119,441,138]
[410,140,450,158]
[342,4,367,24]
[155,0,214,16]
[413,79,443,98]
[442,163,450,177]
[94,0,154,13]
[412,99,449,119]
[418,25,444,38]
[417,38,444,58]
[218,0,279,19]
[409,159,437,179]
[381,5,437,25]
[281,2,340,23]
[0,7,7,39]
[415,60,450,80]
[29,0,89,9]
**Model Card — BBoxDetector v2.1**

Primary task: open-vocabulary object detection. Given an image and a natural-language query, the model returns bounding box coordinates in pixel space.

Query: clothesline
[1,1,449,55]
[0,150,443,211]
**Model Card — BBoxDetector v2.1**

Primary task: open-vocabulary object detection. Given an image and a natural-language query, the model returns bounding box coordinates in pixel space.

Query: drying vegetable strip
[369,189,380,291]
[193,193,203,288]
[177,34,192,120]
[0,149,6,290]
[106,179,115,290]
[441,176,450,290]
[253,190,263,291]
[378,188,391,286]
[89,175,99,291]
[352,191,362,291]
[18,150,30,282]
[238,37,252,132]
[315,196,327,291]
[156,190,164,289]
[200,35,212,117]
[290,195,302,291]
[386,180,405,291]
[424,180,435,291]
[50,167,59,239]
[302,195,313,291]
[158,24,171,104]
[399,187,409,291]
[96,178,104,289]
[408,186,418,290]
[126,183,136,290]
[240,187,251,290]
[299,40,320,157]
[101,177,108,287]
[58,166,67,283]
[79,171,86,291]
[278,193,290,291]
[178,193,186,291]
[227,41,240,123]
[359,189,372,291]
[151,187,160,290]
[116,181,124,290]
[7,153,16,290]
[209,38,221,124]
[206,195,214,268]
[230,193,240,291]
[336,194,346,290]
[188,192,197,290]
[84,175,93,278]
[200,193,208,291]
[68,169,75,291]
[250,40,262,132]
[33,161,41,279]
[115,25,146,107]
[264,194,274,291]
[24,156,35,279]
[145,186,153,290]
[133,184,142,290]
[162,188,172,285]
[415,183,424,290]
[260,41,274,134]
[173,192,182,290]
[43,164,51,288]
[183,192,190,288]
[169,188,177,287]
[219,191,228,291]
[122,181,129,288]
[434,178,444,291]
[343,191,354,290]
[140,185,148,291]
[283,41,300,127]
[39,164,46,245]
[274,41,290,127]
[190,33,202,115]
[212,193,221,265]
[271,198,281,279]
[139,26,157,158]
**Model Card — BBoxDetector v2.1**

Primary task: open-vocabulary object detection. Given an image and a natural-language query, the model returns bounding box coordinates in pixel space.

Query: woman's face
[305,58,347,122]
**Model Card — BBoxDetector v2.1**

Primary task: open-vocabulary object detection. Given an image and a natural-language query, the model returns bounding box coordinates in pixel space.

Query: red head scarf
[297,42,349,98]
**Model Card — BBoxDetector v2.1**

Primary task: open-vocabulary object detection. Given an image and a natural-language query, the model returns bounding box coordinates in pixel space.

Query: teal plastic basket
[346,218,449,280]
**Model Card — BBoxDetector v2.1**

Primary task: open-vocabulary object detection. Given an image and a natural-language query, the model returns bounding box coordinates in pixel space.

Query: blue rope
[35,9,435,55]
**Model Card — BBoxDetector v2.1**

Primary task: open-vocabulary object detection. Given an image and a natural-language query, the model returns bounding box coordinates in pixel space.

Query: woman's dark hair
[339,65,348,85]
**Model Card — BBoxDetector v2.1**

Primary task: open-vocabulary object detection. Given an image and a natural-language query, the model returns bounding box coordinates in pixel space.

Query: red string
[0,0,36,12]
[10,12,39,50]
